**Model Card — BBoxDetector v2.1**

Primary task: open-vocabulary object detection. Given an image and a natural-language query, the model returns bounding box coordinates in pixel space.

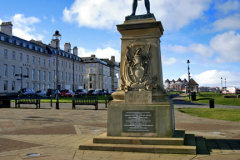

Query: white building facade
[0,22,84,93]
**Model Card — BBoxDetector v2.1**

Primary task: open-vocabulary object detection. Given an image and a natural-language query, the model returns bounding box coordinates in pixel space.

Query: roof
[185,78,199,86]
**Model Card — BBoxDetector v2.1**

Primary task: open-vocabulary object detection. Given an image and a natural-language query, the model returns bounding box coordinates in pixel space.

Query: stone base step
[79,132,196,154]
[93,130,185,145]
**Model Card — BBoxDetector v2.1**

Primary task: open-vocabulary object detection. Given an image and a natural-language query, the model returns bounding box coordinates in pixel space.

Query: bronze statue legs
[131,0,150,16]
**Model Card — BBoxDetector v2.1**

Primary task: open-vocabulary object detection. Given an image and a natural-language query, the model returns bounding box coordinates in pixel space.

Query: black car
[46,89,60,98]
[87,89,95,96]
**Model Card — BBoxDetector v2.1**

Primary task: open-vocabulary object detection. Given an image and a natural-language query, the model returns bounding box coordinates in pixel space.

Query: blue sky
[1,0,240,88]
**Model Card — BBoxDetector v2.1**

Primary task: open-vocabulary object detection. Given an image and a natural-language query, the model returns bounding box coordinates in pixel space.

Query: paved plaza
[0,98,240,160]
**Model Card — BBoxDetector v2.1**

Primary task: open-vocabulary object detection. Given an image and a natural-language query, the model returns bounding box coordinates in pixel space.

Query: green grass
[169,91,184,94]
[184,92,240,106]
[176,108,240,122]
[11,95,112,103]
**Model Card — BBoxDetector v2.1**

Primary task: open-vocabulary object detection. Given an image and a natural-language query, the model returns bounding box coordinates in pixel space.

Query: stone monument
[79,5,196,154]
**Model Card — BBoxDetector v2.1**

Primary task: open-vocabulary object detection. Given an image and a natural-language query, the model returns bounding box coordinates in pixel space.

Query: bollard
[209,99,214,108]
[105,95,107,108]
[50,95,52,107]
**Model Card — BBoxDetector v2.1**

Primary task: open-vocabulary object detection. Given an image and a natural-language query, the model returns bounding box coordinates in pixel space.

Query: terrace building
[0,22,84,93]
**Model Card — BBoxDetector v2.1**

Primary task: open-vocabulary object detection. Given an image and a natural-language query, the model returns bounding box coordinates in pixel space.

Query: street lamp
[187,60,191,100]
[53,30,61,110]
[221,77,222,94]
[14,73,29,95]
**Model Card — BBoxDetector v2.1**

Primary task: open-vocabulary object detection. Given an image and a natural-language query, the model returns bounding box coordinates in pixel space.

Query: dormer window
[9,39,12,43]
[23,43,26,47]
[0,36,4,41]
[16,41,19,45]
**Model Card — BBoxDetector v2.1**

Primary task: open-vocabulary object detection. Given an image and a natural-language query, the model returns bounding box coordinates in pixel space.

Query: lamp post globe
[53,30,61,110]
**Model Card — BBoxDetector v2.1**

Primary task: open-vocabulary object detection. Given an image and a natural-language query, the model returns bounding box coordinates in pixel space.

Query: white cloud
[11,14,43,41]
[51,16,55,23]
[162,56,177,65]
[0,19,2,24]
[210,31,240,63]
[43,16,48,20]
[190,70,240,87]
[214,0,240,14]
[212,14,240,31]
[78,47,120,62]
[62,0,211,30]
[164,43,213,58]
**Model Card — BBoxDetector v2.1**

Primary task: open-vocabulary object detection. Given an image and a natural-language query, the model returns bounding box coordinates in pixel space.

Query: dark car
[18,88,35,96]
[87,89,95,96]
[75,89,87,96]
[46,89,60,98]
[236,90,240,94]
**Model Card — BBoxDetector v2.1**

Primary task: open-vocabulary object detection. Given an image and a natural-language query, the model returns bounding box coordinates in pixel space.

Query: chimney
[64,43,71,53]
[73,46,78,56]
[0,22,13,36]
[50,39,57,48]
[91,54,96,58]
[111,56,115,62]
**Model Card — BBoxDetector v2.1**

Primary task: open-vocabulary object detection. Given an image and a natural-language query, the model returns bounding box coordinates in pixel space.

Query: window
[11,66,15,78]
[18,67,22,75]
[4,64,7,77]
[12,51,15,59]
[26,82,29,88]
[4,49,7,58]
[1,36,4,41]
[53,59,55,65]
[65,73,67,81]
[38,58,40,64]
[78,75,80,82]
[43,71,46,81]
[69,63,70,69]
[89,76,92,81]
[90,64,93,67]
[32,83,35,90]
[37,84,40,90]
[48,84,50,89]
[76,65,77,71]
[53,82,55,89]
[84,69,85,73]
[26,68,29,79]
[38,70,40,80]
[61,72,63,81]
[90,69,93,74]
[69,73,71,81]
[48,72,50,81]
[26,55,29,62]
[19,53,22,60]
[32,56,35,63]
[65,62,67,68]
[32,69,35,80]
[72,74,74,82]
[75,74,77,81]
[61,61,63,67]
[48,60,50,66]
[43,59,46,65]
[53,70,55,80]
[72,64,73,70]
[4,81,8,91]
[12,81,15,91]
[43,84,45,90]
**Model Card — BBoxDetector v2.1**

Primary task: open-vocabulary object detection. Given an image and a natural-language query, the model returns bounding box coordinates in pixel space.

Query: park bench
[72,95,98,110]
[15,96,41,109]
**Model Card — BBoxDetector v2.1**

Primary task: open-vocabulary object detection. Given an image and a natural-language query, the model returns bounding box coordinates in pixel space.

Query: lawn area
[176,108,240,122]
[184,92,240,106]
[168,91,184,94]
[12,95,112,103]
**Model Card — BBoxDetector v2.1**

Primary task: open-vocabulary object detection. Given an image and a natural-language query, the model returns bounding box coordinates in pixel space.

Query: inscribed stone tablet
[122,110,155,133]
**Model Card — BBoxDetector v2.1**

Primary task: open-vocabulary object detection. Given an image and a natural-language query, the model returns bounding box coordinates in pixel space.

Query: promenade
[0,99,239,160]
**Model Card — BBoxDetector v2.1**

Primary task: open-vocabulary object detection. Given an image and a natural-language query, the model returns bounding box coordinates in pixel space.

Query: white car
[34,90,46,97]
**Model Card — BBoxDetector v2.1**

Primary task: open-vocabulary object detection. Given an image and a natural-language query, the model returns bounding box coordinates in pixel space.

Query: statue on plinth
[130,0,150,16]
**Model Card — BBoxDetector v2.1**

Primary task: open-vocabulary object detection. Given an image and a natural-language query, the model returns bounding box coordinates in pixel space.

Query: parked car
[75,89,87,96]
[236,90,240,94]
[87,89,95,96]
[34,90,46,97]
[46,89,60,98]
[60,90,73,97]
[18,88,35,96]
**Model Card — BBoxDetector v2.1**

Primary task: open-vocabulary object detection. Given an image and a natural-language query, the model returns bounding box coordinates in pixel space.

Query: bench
[15,96,41,109]
[72,95,98,110]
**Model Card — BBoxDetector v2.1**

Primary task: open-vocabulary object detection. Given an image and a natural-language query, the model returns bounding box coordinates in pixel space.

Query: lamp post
[53,30,61,110]
[225,78,226,89]
[221,77,222,94]
[14,73,29,95]
[187,60,191,100]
